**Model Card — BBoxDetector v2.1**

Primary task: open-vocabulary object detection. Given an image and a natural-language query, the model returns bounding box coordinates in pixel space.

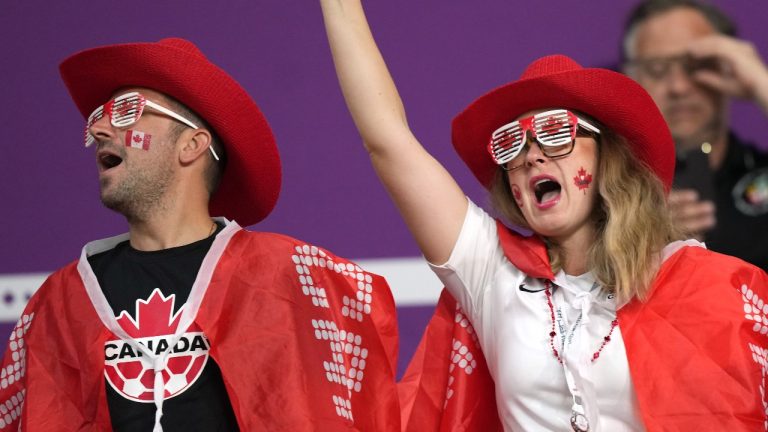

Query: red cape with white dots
[0,229,401,431]
[398,222,768,431]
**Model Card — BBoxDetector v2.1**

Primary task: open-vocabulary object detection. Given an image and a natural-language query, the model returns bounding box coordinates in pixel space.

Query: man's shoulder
[23,260,84,311]
[229,230,346,266]
[45,260,81,284]
[234,230,332,252]
[234,229,311,248]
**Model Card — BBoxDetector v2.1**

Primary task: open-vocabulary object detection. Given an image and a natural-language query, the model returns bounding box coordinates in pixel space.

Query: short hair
[165,97,227,196]
[621,0,737,62]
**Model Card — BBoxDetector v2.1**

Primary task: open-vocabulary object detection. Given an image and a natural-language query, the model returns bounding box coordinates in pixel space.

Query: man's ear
[178,128,213,165]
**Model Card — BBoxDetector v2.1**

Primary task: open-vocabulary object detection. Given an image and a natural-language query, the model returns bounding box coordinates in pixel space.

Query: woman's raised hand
[320,0,468,264]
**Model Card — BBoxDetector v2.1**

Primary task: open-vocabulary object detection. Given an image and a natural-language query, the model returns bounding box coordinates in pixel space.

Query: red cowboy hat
[59,38,281,226]
[452,54,674,191]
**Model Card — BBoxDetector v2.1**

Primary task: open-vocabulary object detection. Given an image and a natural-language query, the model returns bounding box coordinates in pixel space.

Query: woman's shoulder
[653,241,767,298]
[663,241,762,274]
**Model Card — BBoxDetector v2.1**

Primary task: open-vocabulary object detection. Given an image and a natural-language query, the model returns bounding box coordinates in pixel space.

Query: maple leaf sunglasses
[84,91,220,161]
[488,109,600,172]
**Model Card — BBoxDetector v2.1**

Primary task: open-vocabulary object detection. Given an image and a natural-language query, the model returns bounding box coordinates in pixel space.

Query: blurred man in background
[623,0,768,272]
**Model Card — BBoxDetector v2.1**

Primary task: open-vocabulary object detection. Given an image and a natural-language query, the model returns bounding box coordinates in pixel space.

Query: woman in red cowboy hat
[321,1,768,430]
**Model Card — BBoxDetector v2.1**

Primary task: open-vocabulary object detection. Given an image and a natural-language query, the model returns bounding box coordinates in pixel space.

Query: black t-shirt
[88,225,239,431]
[675,133,768,272]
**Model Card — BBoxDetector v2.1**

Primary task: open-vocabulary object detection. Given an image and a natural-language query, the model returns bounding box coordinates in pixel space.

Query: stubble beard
[100,155,175,222]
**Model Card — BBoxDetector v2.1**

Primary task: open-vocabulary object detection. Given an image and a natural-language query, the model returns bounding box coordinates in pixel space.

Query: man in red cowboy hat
[622,0,768,272]
[0,38,400,431]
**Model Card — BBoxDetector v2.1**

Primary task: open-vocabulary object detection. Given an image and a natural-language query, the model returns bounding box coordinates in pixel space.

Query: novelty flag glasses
[488,109,600,171]
[84,91,220,161]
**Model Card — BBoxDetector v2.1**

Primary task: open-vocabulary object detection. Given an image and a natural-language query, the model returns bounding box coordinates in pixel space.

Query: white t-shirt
[429,199,644,431]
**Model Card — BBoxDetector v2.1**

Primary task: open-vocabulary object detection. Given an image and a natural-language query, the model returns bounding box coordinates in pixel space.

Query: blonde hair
[489,128,683,302]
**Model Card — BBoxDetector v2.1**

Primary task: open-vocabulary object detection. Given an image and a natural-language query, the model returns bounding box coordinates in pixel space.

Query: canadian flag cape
[398,222,768,431]
[2,220,767,431]
[0,221,401,431]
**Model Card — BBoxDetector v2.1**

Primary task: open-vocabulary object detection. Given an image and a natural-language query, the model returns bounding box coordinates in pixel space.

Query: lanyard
[554,287,598,431]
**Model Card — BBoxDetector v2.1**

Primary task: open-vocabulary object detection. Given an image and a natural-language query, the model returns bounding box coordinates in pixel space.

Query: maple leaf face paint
[94,89,180,217]
[125,130,152,151]
[573,167,593,193]
[504,113,601,242]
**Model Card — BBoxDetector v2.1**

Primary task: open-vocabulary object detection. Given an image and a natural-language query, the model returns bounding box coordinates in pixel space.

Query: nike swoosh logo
[519,283,546,293]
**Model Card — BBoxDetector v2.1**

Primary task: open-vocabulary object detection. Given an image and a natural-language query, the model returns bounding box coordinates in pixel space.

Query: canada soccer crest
[104,289,210,402]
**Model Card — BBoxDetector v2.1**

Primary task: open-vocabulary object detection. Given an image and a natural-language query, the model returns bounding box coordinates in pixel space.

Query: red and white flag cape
[397,222,768,431]
[0,226,401,431]
[1,221,766,431]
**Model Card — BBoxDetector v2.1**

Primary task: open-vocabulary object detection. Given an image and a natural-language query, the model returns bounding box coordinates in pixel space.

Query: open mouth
[98,150,124,171]
[533,178,562,204]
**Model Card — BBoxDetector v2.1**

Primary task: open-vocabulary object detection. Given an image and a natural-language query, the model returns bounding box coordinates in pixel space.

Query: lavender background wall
[1,1,767,378]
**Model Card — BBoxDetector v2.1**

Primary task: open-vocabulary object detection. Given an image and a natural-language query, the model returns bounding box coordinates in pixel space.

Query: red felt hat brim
[452,55,675,191]
[59,38,281,226]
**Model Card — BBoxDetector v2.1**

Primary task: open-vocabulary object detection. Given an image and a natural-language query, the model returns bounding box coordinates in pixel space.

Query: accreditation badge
[732,167,768,216]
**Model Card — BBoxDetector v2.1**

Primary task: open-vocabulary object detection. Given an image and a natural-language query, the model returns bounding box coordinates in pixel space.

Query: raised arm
[320,0,467,264]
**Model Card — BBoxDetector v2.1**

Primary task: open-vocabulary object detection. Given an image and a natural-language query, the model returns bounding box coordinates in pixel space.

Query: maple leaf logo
[114,102,132,117]
[573,167,593,193]
[105,288,209,402]
[132,133,143,143]
[115,288,199,338]
[541,116,566,134]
